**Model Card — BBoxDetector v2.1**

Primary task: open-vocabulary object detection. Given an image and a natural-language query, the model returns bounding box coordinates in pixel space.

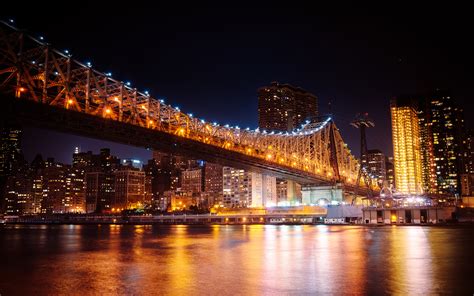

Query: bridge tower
[350,113,375,201]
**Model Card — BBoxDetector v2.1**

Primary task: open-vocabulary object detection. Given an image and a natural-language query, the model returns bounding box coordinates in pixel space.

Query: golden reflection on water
[387,226,434,294]
[1,224,472,295]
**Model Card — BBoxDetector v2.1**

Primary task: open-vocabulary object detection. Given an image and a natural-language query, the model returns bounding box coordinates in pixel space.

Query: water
[0,224,473,295]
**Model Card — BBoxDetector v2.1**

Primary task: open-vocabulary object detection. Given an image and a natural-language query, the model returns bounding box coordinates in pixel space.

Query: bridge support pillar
[302,184,344,206]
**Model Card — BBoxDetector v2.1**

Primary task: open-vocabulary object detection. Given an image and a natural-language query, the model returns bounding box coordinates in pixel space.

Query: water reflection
[0,225,473,295]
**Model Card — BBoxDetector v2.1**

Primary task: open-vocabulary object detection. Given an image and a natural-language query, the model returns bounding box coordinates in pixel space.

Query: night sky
[3,4,473,164]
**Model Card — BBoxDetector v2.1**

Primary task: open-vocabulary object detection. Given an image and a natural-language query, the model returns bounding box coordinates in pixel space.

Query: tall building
[222,167,276,208]
[366,149,386,184]
[385,157,395,189]
[0,128,22,179]
[85,172,115,213]
[64,167,85,213]
[204,163,223,206]
[427,90,466,195]
[258,81,318,132]
[41,159,68,213]
[390,97,423,195]
[417,99,438,194]
[0,128,22,212]
[113,168,145,209]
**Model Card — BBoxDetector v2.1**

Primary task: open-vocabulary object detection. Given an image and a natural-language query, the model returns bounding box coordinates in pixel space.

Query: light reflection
[0,225,468,295]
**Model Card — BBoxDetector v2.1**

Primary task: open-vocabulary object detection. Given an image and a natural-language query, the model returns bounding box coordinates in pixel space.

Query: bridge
[0,21,374,195]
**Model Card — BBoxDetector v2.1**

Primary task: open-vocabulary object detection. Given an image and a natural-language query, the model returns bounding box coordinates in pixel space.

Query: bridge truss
[0,21,373,188]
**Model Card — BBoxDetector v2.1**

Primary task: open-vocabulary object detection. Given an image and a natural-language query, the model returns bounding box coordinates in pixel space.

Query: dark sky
[3,3,473,164]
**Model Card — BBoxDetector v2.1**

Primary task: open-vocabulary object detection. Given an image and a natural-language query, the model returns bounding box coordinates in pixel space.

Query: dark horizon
[3,4,473,164]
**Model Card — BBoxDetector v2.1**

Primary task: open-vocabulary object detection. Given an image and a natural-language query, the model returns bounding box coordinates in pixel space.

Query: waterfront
[1,225,473,295]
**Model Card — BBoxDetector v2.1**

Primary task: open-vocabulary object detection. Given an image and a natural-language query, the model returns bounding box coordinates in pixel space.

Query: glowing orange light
[266,153,273,160]
[67,99,73,104]
[105,108,111,114]
[149,120,153,124]
[18,87,26,92]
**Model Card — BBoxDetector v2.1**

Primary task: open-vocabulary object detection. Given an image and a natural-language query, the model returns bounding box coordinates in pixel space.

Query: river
[1,224,473,295]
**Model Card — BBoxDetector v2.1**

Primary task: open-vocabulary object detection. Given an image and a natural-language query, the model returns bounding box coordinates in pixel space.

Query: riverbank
[2,213,472,226]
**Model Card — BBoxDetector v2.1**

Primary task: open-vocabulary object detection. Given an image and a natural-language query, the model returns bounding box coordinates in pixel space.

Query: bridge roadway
[0,95,335,185]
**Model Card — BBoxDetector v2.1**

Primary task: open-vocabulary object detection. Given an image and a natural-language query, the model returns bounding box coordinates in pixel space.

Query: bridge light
[144,90,149,95]
[235,126,240,129]
[149,120,153,125]
[86,61,92,67]
[114,97,120,102]
[175,106,180,111]
[105,108,112,114]
[9,19,14,23]
[39,36,44,40]
[106,72,112,77]
[224,124,229,128]
[246,127,250,131]
[18,87,26,93]
[64,49,69,54]
[213,122,217,126]
[126,81,131,86]
[266,153,273,160]
[67,99,73,105]
[188,113,193,117]
[160,99,165,103]
[201,119,205,123]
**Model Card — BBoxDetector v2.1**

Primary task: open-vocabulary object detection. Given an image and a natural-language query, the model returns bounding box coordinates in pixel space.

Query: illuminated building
[366,149,386,184]
[427,90,466,195]
[181,168,204,193]
[113,168,145,209]
[258,81,318,132]
[204,163,223,206]
[385,157,395,188]
[0,128,22,211]
[390,98,423,195]
[460,174,474,196]
[41,159,67,213]
[85,172,115,213]
[0,128,22,179]
[222,167,276,207]
[417,100,438,194]
[64,167,85,213]
[72,148,119,172]
[121,158,143,169]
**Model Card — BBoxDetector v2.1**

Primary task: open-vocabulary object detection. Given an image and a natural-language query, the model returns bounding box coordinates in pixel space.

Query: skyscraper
[366,149,386,184]
[390,97,423,195]
[258,81,318,132]
[427,90,465,195]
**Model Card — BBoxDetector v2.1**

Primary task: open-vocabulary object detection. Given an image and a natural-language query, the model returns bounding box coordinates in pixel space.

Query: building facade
[113,169,145,209]
[390,98,423,195]
[366,149,386,185]
[258,81,318,132]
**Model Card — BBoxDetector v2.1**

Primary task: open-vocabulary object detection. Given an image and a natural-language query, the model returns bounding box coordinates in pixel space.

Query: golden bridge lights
[0,21,368,188]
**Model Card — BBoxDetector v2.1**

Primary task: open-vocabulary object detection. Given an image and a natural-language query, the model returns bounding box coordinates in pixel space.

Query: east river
[1,224,473,295]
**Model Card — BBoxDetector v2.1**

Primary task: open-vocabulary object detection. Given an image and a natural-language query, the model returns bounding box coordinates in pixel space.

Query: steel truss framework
[0,21,374,189]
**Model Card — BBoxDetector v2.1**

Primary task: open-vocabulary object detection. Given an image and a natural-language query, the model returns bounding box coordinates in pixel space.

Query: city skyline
[2,5,473,163]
